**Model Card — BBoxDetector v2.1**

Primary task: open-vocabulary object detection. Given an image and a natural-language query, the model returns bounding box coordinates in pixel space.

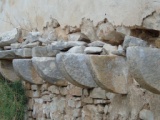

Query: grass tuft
[0,76,27,120]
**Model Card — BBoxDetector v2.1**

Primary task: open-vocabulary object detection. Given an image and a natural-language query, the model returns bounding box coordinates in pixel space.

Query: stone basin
[127,46,160,94]
[32,57,65,84]
[13,59,43,84]
[56,53,128,94]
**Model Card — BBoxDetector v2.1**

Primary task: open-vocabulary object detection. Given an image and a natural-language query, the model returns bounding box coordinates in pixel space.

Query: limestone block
[123,36,148,50]
[32,46,60,57]
[68,84,83,96]
[56,53,98,88]
[116,26,131,35]
[0,28,21,47]
[15,48,32,57]
[88,41,105,47]
[88,55,128,94]
[82,105,103,120]
[26,32,41,43]
[84,47,102,54]
[0,60,20,82]
[67,46,86,53]
[0,50,17,59]
[48,85,59,94]
[139,109,154,120]
[90,87,106,99]
[4,46,11,50]
[104,31,125,45]
[103,43,117,55]
[82,97,93,104]
[97,22,115,40]
[13,59,43,84]
[32,57,65,84]
[22,41,40,48]
[11,43,21,49]
[68,32,90,43]
[81,19,98,41]
[127,46,160,94]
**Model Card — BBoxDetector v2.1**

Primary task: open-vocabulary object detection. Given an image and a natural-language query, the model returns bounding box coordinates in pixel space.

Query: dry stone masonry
[0,19,160,120]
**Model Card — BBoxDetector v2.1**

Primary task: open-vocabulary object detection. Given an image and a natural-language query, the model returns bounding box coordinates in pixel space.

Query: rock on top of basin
[127,46,160,94]
[13,59,43,84]
[56,53,98,88]
[88,55,128,94]
[32,57,65,84]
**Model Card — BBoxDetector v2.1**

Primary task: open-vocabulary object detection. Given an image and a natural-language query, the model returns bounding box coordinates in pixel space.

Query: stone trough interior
[0,18,160,120]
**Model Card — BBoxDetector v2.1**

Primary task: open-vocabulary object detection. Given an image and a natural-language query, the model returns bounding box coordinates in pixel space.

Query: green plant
[0,76,27,120]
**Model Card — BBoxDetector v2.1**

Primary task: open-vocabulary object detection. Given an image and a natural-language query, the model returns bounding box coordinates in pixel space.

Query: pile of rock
[0,22,159,119]
[0,25,159,95]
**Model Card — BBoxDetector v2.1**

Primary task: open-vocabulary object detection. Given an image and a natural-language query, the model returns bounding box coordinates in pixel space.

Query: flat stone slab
[0,60,20,82]
[0,50,17,59]
[13,59,43,84]
[32,57,65,84]
[88,55,128,94]
[127,46,160,94]
[56,53,98,88]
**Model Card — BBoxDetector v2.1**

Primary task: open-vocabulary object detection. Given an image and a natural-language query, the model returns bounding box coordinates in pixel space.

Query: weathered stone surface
[0,60,20,82]
[0,28,21,47]
[103,31,125,45]
[67,41,87,47]
[90,87,106,99]
[67,46,85,53]
[123,36,148,50]
[154,37,160,48]
[103,43,117,55]
[11,43,21,49]
[139,109,154,120]
[51,41,87,51]
[48,85,59,94]
[0,50,17,59]
[127,46,160,94]
[26,32,41,43]
[116,26,131,35]
[82,105,103,120]
[67,84,83,96]
[4,46,11,50]
[68,32,90,43]
[32,46,59,57]
[22,42,40,48]
[32,57,65,84]
[56,53,97,88]
[88,55,128,94]
[84,47,102,54]
[13,59,43,84]
[15,48,32,57]
[96,22,114,40]
[111,45,125,56]
[81,19,98,41]
[88,41,105,47]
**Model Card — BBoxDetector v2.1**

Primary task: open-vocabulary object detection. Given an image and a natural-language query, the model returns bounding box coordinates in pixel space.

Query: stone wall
[1,1,160,120]
[0,17,160,120]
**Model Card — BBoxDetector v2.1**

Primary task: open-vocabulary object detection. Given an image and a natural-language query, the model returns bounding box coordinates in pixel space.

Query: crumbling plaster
[0,0,160,33]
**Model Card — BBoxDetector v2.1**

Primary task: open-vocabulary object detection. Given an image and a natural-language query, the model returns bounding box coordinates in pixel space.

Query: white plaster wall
[0,0,160,33]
